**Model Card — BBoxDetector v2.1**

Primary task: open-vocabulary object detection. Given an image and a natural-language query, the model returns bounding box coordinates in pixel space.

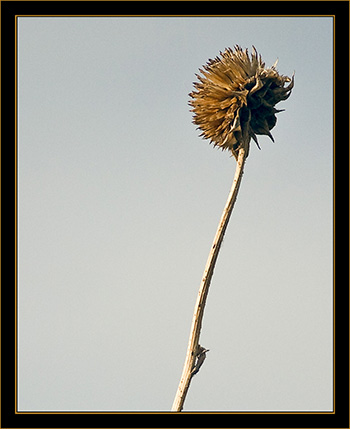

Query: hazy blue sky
[18,16,333,412]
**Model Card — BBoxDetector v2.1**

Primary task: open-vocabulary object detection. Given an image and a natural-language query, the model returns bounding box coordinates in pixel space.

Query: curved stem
[171,147,247,412]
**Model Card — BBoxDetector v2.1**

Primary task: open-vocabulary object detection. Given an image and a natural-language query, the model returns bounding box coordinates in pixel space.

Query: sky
[17,16,333,412]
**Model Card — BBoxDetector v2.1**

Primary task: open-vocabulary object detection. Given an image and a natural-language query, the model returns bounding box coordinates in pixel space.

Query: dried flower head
[189,45,294,159]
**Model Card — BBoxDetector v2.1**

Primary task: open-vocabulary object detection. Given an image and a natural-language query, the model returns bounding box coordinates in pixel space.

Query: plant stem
[171,147,247,412]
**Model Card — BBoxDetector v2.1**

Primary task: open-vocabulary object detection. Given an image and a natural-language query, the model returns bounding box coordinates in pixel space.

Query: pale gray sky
[18,16,333,412]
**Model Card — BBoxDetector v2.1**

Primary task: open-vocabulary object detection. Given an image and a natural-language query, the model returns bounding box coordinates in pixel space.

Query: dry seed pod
[189,45,294,159]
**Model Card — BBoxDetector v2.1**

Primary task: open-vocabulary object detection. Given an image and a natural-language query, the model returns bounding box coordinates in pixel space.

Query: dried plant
[172,46,294,412]
[190,45,294,158]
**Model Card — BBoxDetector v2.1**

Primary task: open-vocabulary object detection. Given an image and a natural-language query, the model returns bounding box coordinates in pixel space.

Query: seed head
[189,45,294,159]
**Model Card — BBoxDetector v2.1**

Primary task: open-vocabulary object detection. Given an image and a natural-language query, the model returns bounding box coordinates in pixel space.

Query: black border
[2,1,349,428]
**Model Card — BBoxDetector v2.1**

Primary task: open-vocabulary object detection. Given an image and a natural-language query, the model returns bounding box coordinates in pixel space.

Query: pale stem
[171,146,247,412]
